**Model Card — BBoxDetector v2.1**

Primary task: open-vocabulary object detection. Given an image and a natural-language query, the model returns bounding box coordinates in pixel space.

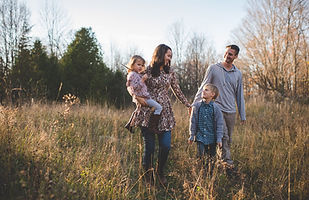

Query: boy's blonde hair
[127,55,145,73]
[204,83,219,100]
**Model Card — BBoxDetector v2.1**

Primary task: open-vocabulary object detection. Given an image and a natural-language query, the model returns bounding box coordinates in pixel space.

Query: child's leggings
[146,98,162,115]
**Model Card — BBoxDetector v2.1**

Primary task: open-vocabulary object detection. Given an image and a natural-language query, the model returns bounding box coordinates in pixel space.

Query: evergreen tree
[61,27,111,102]
[11,25,33,102]
[31,40,60,100]
[107,70,131,108]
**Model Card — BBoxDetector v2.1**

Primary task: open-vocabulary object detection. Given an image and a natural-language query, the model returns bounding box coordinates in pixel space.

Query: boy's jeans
[197,142,216,158]
[197,142,216,172]
[141,127,171,175]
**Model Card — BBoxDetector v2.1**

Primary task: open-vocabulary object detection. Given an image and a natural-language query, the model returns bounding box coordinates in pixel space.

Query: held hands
[188,106,192,116]
[188,138,193,145]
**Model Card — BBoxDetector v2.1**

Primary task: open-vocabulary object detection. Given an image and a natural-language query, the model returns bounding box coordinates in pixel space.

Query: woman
[130,44,191,185]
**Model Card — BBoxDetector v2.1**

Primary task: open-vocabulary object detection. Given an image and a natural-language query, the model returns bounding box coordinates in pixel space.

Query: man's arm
[236,72,246,121]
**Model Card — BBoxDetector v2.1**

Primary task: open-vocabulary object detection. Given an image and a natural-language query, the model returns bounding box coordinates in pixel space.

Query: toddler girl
[124,55,162,133]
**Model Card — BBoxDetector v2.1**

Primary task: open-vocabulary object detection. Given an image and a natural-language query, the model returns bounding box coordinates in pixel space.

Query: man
[193,44,246,166]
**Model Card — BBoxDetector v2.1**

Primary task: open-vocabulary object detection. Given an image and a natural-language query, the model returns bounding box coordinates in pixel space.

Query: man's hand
[188,139,193,145]
[217,142,222,148]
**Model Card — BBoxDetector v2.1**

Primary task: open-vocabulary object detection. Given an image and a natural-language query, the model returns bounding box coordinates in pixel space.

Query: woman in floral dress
[130,44,191,185]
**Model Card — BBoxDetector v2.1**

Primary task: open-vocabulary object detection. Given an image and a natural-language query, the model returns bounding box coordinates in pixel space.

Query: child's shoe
[124,123,134,133]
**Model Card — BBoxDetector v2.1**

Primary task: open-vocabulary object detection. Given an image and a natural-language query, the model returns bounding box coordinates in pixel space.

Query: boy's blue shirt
[196,101,215,145]
[189,100,224,143]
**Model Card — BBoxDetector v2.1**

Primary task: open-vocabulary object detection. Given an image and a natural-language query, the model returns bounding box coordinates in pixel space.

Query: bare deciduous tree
[167,20,219,98]
[108,42,124,72]
[40,0,70,57]
[168,20,187,67]
[0,0,31,101]
[235,0,309,100]
[182,32,217,97]
[0,0,31,71]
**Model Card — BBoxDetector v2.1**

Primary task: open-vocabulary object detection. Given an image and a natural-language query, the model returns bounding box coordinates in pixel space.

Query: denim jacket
[189,100,224,143]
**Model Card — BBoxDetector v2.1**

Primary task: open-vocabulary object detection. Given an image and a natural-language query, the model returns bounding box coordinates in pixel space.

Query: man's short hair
[226,44,240,56]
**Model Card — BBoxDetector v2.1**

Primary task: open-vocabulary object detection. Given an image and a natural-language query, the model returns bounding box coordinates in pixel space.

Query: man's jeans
[222,112,236,164]
[141,127,171,175]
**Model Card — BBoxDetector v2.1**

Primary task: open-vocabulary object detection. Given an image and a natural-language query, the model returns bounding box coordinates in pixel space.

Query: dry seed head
[0,106,17,127]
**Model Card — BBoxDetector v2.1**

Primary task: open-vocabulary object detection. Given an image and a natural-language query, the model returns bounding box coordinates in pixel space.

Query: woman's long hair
[150,44,171,77]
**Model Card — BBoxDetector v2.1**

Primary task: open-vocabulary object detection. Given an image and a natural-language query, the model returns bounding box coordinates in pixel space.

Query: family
[124,44,246,186]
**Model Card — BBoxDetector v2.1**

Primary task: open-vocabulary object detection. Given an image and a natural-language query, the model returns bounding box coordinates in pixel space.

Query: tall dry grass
[0,98,308,199]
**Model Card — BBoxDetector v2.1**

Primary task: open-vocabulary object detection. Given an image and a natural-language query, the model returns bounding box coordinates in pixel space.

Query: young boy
[188,83,224,169]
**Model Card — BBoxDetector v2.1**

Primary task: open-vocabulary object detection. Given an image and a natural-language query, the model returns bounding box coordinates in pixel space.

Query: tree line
[0,0,308,107]
[0,0,129,107]
[0,24,129,107]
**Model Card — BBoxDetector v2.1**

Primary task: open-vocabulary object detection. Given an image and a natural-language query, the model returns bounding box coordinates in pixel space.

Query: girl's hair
[127,55,145,73]
[150,44,171,77]
[204,83,219,100]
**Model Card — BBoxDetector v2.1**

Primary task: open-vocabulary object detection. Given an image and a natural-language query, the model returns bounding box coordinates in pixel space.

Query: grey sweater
[193,63,246,121]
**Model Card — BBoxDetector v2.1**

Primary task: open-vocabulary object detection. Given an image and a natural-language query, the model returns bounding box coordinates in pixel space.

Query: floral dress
[131,66,190,132]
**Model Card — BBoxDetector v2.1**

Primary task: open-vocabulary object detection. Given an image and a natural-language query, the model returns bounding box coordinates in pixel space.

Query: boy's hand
[188,139,193,145]
[217,142,222,148]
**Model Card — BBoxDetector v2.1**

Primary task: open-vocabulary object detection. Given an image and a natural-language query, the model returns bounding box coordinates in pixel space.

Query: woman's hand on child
[135,96,147,106]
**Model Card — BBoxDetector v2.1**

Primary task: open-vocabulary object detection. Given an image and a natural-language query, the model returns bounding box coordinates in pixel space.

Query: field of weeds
[0,98,308,199]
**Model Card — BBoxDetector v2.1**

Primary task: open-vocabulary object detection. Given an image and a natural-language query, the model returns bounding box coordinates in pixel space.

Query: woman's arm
[189,104,198,141]
[170,71,191,107]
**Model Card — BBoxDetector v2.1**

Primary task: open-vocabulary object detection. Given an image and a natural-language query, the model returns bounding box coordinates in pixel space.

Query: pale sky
[26,0,248,62]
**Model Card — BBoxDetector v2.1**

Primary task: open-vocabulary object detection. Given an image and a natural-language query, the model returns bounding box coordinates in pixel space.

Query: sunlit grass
[0,98,308,199]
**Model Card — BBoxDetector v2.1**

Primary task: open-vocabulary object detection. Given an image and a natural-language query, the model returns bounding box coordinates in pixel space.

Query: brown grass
[0,98,308,199]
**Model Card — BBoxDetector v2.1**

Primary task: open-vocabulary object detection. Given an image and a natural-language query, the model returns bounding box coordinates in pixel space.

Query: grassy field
[0,98,308,199]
